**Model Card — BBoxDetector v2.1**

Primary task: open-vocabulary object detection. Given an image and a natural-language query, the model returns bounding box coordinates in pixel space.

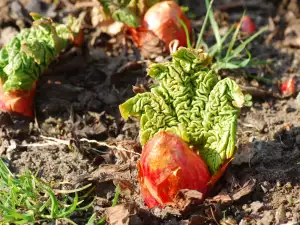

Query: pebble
[0,26,18,45]
[250,201,264,214]
[292,212,300,221]
[294,204,300,212]
[155,55,165,63]
[259,211,274,225]
[286,211,292,218]
[275,204,287,224]
[262,102,271,110]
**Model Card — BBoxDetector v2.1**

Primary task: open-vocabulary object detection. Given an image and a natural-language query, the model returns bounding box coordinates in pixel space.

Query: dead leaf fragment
[232,179,256,201]
[232,143,255,165]
[209,179,256,204]
[211,193,232,204]
[88,163,134,183]
[174,189,204,212]
[283,11,300,47]
[113,140,141,163]
[106,203,142,225]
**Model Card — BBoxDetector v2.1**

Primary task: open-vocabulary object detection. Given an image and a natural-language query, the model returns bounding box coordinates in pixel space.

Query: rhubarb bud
[239,16,256,35]
[137,131,211,208]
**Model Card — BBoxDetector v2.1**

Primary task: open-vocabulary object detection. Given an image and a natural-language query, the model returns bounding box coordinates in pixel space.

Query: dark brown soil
[1,0,300,224]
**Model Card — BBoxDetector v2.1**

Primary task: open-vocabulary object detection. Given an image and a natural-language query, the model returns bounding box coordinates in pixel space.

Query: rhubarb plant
[119,47,244,174]
[0,13,81,116]
[0,13,80,92]
[99,0,162,27]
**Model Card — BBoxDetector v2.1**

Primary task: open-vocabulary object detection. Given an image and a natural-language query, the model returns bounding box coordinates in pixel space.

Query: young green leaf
[112,8,139,27]
[119,47,244,174]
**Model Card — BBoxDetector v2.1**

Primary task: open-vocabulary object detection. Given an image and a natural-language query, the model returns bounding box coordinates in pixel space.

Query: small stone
[292,212,300,221]
[294,204,300,212]
[242,204,249,210]
[116,134,125,141]
[250,79,259,87]
[242,204,252,213]
[259,211,274,225]
[263,127,269,133]
[286,211,292,218]
[262,102,271,109]
[155,55,165,63]
[0,27,18,45]
[250,201,264,214]
[275,204,286,224]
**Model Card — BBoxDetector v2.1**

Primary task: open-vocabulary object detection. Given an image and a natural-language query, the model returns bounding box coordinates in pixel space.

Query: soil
[1,0,300,224]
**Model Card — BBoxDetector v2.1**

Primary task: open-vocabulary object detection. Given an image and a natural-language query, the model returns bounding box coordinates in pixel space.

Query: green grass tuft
[0,158,93,224]
[194,0,268,72]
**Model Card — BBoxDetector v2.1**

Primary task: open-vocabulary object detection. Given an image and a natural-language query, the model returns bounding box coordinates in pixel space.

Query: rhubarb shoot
[120,47,244,174]
[0,13,81,116]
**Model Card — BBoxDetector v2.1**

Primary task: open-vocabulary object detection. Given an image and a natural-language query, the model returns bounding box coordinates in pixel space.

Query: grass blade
[87,213,97,225]
[112,184,120,207]
[179,18,191,48]
[205,0,221,54]
[0,158,93,224]
[228,26,268,60]
[57,193,79,218]
[43,186,59,218]
[225,12,245,58]
[208,25,234,57]
[97,184,121,225]
[97,216,106,225]
[196,0,214,48]
[213,49,252,70]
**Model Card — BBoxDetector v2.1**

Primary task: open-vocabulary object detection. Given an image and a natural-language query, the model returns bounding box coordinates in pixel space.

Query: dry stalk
[20,135,141,156]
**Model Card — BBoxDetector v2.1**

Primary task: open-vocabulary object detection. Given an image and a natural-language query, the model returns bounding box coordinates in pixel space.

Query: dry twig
[20,135,141,156]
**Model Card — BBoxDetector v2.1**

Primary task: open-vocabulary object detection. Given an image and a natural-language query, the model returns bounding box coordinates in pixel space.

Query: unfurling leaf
[0,14,81,116]
[119,47,244,174]
[112,8,138,28]
[0,14,81,93]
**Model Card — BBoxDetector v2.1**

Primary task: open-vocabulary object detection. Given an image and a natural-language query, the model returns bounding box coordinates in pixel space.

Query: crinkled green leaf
[0,14,81,92]
[112,8,138,27]
[119,47,244,174]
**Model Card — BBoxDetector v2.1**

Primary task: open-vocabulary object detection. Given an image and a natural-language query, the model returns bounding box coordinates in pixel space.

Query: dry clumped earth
[1,0,300,224]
